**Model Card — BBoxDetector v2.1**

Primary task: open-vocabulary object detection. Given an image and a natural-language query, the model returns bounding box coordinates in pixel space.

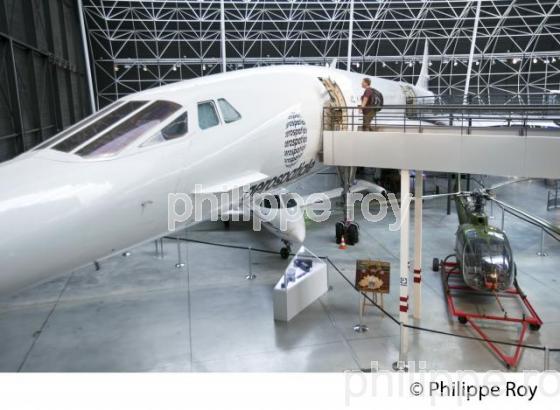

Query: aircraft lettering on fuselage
[248,159,316,197]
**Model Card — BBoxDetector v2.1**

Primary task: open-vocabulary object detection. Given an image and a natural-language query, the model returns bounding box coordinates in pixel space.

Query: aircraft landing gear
[335,166,359,246]
[280,240,292,260]
[335,221,360,245]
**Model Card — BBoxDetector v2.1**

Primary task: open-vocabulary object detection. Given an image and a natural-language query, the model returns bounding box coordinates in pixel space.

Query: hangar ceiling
[83,0,560,106]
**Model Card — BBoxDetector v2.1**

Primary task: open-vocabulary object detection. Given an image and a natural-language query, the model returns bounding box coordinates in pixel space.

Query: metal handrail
[322,105,560,134]
[415,93,560,106]
[490,197,560,242]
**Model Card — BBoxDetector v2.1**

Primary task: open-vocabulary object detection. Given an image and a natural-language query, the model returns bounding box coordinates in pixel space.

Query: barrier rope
[166,235,558,353]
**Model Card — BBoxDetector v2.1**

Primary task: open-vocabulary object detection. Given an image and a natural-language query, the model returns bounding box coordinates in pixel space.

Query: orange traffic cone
[339,234,348,250]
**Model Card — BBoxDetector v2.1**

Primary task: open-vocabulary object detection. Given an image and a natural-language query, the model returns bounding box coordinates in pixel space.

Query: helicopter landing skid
[440,255,543,369]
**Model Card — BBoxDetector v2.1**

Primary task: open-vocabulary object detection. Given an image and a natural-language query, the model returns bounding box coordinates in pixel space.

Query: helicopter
[432,190,516,293]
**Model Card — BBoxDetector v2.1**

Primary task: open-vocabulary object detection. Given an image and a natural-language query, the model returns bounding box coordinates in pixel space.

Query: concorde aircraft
[0,54,434,295]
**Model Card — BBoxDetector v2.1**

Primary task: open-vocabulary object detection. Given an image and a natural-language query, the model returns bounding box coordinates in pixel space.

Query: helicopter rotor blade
[414,192,463,201]
[488,197,560,239]
[487,178,531,191]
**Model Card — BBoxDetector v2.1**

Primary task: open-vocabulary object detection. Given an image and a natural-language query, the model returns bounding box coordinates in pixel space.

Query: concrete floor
[0,172,559,372]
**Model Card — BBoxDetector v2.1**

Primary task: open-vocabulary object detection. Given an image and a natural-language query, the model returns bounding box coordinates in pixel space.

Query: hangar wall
[0,0,90,162]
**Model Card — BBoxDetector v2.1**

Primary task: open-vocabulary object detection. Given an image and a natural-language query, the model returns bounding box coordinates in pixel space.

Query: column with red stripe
[413,171,423,320]
[394,169,411,371]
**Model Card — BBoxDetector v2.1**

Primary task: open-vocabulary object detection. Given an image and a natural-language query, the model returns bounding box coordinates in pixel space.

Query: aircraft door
[319,78,348,131]
[400,85,417,119]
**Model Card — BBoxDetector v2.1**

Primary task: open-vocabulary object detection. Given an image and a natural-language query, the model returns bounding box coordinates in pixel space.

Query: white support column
[77,0,96,113]
[346,0,355,71]
[220,0,227,73]
[413,171,423,320]
[394,169,411,370]
[463,0,482,103]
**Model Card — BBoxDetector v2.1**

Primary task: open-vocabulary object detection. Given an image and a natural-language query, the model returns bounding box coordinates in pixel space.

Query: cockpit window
[217,98,242,123]
[286,198,298,208]
[161,112,188,140]
[33,101,123,151]
[76,100,181,158]
[198,101,220,130]
[52,101,147,153]
[141,112,188,147]
[464,235,512,274]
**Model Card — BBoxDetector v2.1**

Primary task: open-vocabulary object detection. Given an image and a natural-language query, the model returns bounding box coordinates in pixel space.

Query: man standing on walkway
[360,78,375,131]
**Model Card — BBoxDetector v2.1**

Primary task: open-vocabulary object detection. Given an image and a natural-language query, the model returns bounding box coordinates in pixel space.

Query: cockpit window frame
[139,109,190,149]
[32,100,124,151]
[52,100,149,154]
[74,100,182,159]
[217,98,242,124]
[197,100,221,130]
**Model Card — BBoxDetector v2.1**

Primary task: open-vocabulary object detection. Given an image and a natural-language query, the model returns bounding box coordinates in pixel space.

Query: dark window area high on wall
[0,0,91,162]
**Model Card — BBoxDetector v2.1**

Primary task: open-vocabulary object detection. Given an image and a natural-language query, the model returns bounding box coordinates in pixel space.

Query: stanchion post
[537,228,548,257]
[154,239,163,258]
[245,246,256,280]
[544,346,550,371]
[327,261,333,291]
[353,293,368,333]
[175,237,185,268]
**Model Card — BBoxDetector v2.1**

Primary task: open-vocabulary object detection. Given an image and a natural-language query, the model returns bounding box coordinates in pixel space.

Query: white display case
[273,246,328,322]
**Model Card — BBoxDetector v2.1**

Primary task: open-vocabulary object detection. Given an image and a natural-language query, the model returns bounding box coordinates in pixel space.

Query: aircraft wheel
[529,323,541,331]
[280,247,290,260]
[335,221,344,244]
[458,316,468,325]
[432,258,440,272]
[346,223,359,245]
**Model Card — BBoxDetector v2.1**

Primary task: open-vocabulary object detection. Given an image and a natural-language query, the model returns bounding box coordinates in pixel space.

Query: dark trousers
[362,110,375,131]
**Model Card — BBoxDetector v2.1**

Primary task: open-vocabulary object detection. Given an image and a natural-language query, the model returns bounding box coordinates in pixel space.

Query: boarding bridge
[322,105,560,179]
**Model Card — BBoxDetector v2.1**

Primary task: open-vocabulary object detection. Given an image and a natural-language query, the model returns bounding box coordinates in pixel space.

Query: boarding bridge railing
[323,104,560,135]
[415,92,560,106]
[321,105,560,179]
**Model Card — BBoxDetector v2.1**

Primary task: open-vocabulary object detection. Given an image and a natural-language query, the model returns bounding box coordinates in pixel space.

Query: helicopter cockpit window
[217,98,242,123]
[141,112,189,147]
[463,235,512,278]
[198,101,220,130]
[76,100,182,158]
[52,101,147,153]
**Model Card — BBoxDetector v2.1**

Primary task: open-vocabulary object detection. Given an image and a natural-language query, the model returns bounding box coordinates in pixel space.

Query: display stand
[353,292,385,332]
[361,292,384,316]
[273,246,328,322]
[442,255,543,369]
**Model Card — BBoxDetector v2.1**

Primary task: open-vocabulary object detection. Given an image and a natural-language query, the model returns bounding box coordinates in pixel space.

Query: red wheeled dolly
[436,255,543,369]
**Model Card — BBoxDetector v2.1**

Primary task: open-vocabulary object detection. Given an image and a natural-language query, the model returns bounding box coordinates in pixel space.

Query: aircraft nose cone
[0,157,111,295]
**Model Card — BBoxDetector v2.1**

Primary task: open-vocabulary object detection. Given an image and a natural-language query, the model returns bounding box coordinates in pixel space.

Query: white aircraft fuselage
[0,65,432,295]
